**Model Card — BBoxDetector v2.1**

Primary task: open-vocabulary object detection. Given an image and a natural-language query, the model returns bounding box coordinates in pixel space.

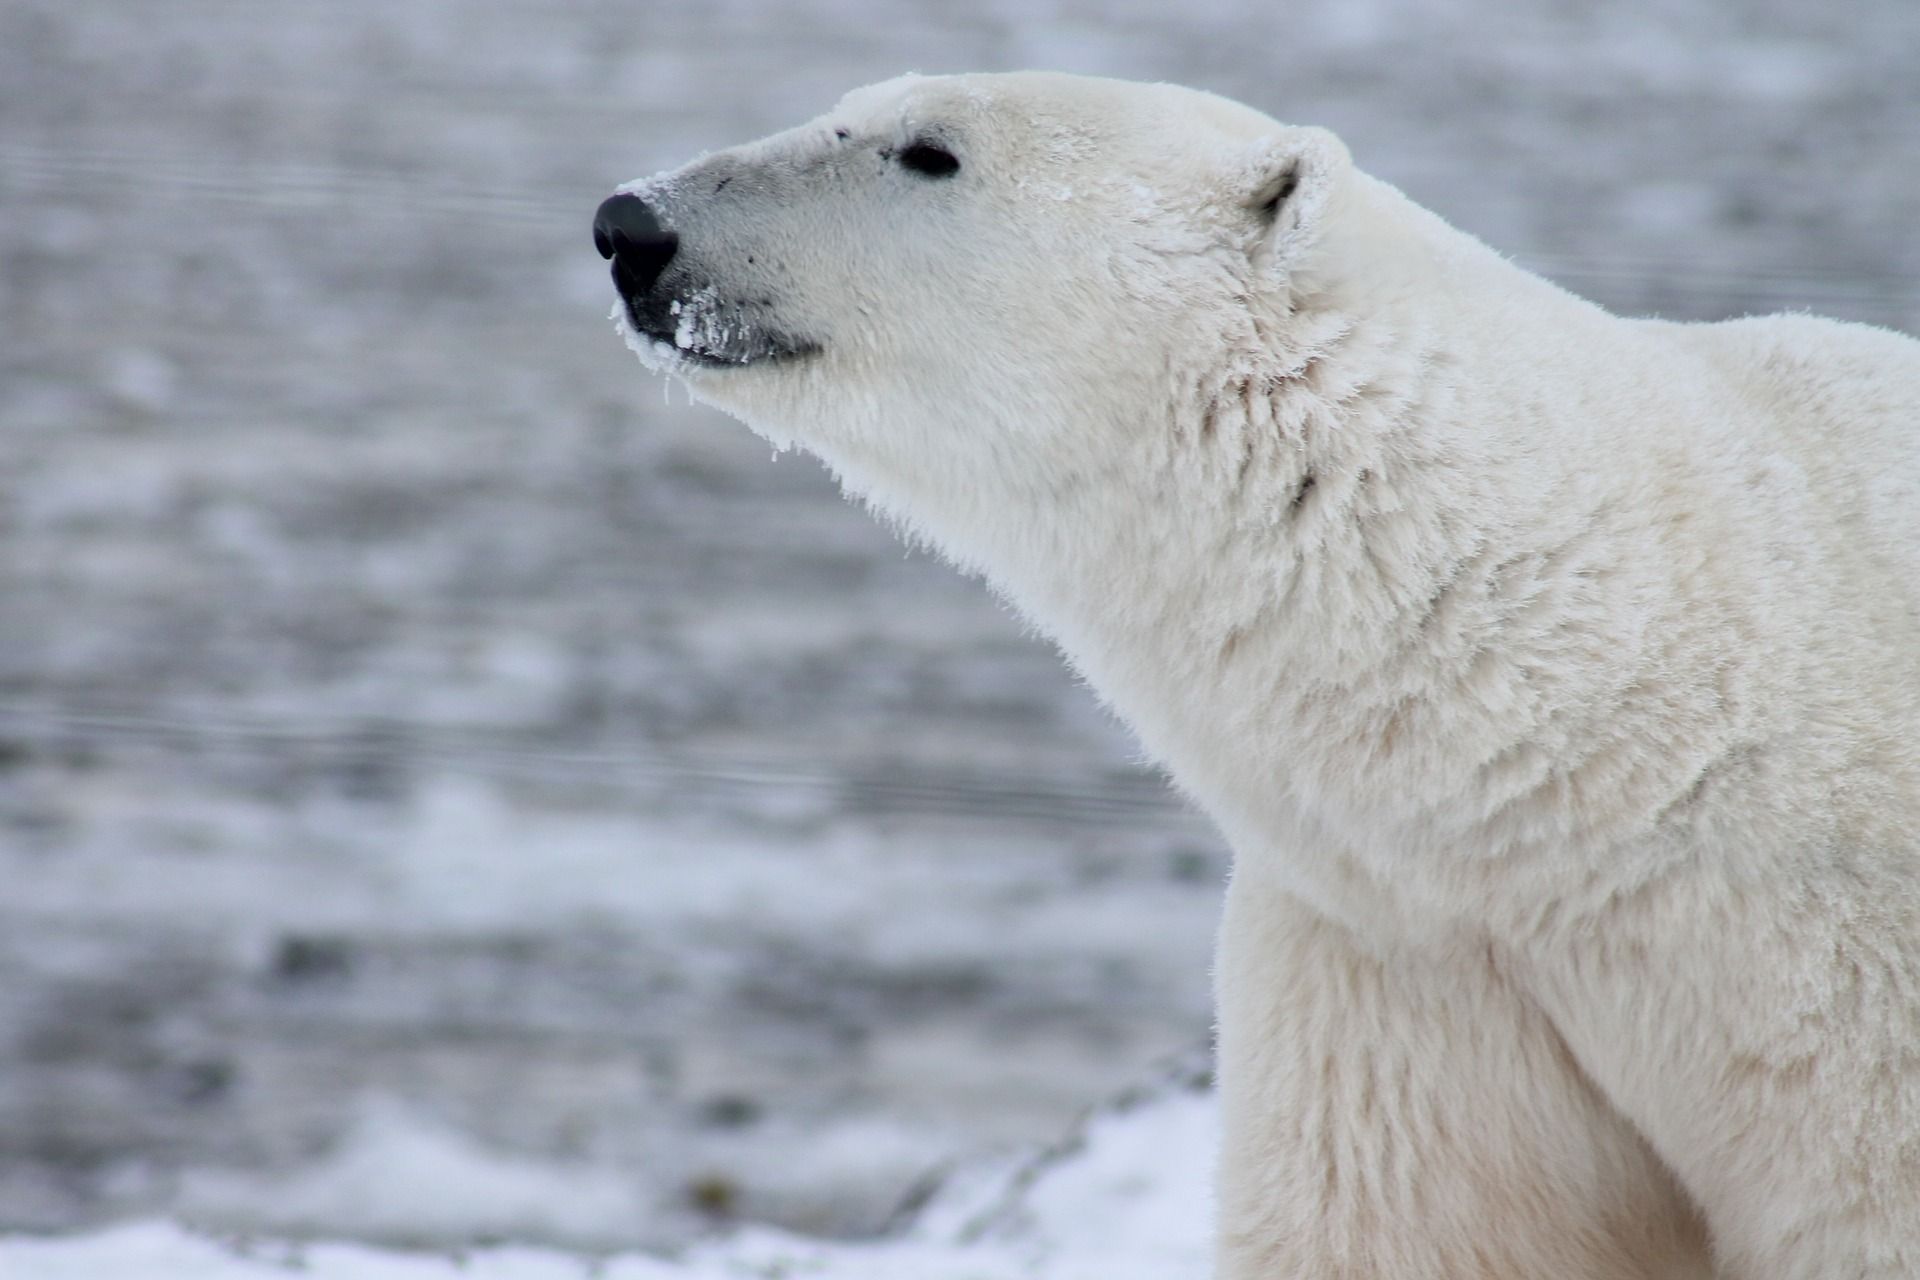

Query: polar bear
[594,73,1920,1278]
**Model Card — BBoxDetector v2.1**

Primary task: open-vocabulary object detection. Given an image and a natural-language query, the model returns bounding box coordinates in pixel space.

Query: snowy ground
[2,0,1918,1267]
[0,1066,1216,1278]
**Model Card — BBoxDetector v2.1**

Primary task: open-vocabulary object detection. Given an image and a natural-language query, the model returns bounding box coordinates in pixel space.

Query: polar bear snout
[593,192,679,298]
[596,184,819,369]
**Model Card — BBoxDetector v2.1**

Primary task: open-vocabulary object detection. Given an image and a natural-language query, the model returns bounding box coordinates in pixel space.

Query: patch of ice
[176,1098,647,1252]
[1,1076,1215,1279]
[0,1220,685,1279]
[100,347,179,413]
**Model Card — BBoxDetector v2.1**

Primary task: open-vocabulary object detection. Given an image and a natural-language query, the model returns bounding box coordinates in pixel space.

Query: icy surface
[0,1072,1215,1279]
[2,0,1918,1260]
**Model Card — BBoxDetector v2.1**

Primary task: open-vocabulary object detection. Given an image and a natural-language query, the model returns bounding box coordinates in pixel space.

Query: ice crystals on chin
[613,287,768,369]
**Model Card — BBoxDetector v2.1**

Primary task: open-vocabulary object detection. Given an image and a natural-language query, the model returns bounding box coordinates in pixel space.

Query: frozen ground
[2,0,1918,1263]
[0,1066,1216,1278]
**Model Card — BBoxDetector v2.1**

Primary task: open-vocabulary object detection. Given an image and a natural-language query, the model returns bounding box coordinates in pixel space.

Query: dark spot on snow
[688,1173,740,1216]
[271,934,355,984]
[714,175,731,194]
[698,1094,762,1129]
[168,1059,235,1106]
[1167,847,1217,883]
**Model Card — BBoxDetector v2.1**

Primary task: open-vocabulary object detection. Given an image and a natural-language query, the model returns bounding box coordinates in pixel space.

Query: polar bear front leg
[1528,866,1920,1280]
[1214,870,1712,1280]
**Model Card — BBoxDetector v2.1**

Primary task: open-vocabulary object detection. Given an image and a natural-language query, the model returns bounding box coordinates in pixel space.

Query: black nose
[593,192,678,294]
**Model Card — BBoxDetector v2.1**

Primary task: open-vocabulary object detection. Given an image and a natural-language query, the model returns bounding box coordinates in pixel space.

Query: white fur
[607,72,1920,1278]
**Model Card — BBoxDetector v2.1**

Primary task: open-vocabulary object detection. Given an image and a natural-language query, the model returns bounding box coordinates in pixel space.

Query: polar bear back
[1692,314,1920,587]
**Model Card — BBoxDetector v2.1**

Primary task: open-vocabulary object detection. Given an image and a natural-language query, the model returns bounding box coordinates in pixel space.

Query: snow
[0,1072,1215,1280]
[0,1224,676,1280]
[174,1099,647,1252]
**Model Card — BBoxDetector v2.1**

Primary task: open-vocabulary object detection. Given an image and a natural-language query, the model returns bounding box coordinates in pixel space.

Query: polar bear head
[596,72,1351,539]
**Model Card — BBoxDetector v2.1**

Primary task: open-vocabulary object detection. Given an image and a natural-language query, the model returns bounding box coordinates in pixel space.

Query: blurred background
[1,0,1916,1256]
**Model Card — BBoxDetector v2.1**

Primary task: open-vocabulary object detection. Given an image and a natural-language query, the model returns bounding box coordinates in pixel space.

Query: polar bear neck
[920,174,1757,923]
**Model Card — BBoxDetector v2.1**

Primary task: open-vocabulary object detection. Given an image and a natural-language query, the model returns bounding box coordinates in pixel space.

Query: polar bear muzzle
[592,189,817,369]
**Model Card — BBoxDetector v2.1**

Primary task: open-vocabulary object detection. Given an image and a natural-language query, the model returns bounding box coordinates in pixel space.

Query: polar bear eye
[897,141,960,178]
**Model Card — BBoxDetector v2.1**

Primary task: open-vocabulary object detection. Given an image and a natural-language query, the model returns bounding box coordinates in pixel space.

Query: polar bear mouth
[639,321,818,369]
[616,292,819,371]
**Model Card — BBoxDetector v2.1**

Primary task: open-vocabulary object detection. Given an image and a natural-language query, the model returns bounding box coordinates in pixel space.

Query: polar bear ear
[1242,126,1348,277]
